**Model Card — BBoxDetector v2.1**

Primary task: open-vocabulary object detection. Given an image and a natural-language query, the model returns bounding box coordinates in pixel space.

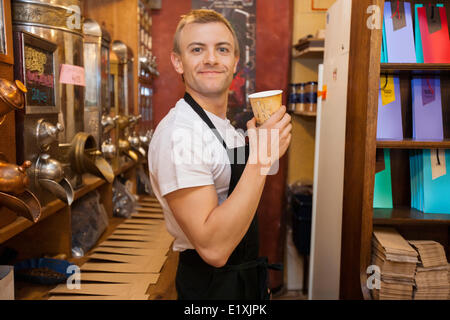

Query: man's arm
[165,106,292,268]
[164,161,267,268]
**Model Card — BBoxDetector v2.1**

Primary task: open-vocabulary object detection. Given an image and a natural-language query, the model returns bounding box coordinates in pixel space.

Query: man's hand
[246,105,292,172]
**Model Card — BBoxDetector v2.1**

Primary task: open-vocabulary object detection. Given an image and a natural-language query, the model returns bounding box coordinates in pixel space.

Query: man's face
[171,22,239,98]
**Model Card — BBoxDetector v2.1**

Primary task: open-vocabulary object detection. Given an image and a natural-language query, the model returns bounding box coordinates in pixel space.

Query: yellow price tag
[380,75,396,106]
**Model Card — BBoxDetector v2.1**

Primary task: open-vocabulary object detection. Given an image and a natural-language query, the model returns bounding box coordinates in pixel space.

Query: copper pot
[0,153,31,194]
[0,153,41,222]
[0,79,26,124]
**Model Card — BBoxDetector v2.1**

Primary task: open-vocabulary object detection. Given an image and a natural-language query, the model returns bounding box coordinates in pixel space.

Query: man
[148,9,292,300]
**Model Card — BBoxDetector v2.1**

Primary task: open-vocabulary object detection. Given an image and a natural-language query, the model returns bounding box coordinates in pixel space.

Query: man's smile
[198,70,224,75]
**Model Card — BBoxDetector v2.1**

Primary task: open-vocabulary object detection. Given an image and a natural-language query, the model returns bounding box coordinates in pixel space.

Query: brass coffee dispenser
[83,18,116,159]
[127,115,147,159]
[12,30,74,206]
[12,0,114,191]
[110,40,138,165]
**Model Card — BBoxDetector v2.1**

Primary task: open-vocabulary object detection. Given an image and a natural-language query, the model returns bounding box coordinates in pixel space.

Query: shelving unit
[380,63,450,72]
[0,160,138,262]
[292,47,324,60]
[292,37,324,60]
[339,0,450,300]
[374,207,450,225]
[377,139,450,149]
[288,31,324,185]
[293,110,317,117]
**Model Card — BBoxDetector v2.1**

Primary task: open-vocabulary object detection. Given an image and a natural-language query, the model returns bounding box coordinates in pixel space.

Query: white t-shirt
[148,98,246,252]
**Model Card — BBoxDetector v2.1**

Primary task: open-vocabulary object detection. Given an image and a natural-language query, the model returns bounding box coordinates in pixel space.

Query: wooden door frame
[339,0,383,300]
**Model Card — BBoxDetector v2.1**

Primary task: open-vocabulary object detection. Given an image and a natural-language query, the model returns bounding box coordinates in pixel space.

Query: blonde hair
[173,9,240,57]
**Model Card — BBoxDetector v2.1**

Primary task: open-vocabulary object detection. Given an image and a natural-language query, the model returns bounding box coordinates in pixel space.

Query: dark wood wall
[151,0,294,290]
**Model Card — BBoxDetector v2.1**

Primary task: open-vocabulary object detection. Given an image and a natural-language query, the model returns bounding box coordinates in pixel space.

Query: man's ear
[233,56,239,74]
[171,52,184,75]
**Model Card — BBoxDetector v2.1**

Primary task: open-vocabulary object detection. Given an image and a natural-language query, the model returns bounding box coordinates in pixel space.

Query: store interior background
[7,0,447,300]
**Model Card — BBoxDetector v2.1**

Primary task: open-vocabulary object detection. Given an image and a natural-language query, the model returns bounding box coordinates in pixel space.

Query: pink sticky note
[59,64,85,86]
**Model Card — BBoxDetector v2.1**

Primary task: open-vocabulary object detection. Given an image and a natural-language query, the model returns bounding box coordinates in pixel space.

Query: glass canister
[288,83,297,112]
[305,81,318,113]
[295,83,306,113]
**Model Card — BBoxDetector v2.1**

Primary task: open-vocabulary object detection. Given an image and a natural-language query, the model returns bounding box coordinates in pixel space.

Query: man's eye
[218,47,229,53]
[192,47,202,53]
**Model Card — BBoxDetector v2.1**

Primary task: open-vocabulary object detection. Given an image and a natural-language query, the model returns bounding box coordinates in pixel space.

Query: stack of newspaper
[371,227,418,300]
[409,241,450,300]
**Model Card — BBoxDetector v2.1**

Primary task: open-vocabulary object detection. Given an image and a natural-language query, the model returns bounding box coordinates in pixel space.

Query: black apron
[175,93,278,300]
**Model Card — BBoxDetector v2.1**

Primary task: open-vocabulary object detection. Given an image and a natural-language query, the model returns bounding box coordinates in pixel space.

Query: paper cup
[248,90,283,125]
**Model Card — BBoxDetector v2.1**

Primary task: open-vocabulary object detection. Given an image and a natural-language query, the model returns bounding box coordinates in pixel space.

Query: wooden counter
[14,216,179,300]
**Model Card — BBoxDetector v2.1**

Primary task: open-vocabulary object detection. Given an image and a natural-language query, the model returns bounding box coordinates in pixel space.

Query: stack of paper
[409,241,450,300]
[48,196,174,300]
[409,149,450,214]
[371,227,418,300]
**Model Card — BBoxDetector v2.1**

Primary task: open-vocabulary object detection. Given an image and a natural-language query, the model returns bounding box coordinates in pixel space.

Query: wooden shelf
[373,207,450,225]
[0,175,106,245]
[376,139,450,149]
[380,63,450,73]
[293,110,317,117]
[292,47,324,59]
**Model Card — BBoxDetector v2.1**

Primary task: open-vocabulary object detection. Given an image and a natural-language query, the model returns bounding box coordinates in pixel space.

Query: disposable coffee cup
[248,90,283,125]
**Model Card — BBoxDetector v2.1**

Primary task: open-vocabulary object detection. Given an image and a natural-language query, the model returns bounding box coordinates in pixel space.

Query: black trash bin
[289,182,313,257]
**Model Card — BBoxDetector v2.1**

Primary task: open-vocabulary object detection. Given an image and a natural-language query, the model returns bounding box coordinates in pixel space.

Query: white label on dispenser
[431,149,446,180]
[59,64,85,86]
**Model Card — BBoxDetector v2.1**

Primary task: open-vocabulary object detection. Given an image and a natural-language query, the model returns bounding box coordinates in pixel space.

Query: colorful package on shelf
[411,149,424,211]
[417,5,450,63]
[411,76,444,140]
[383,1,416,63]
[414,4,445,63]
[374,149,394,209]
[377,74,403,140]
[418,149,425,212]
[381,19,388,63]
[409,150,417,210]
[420,149,450,214]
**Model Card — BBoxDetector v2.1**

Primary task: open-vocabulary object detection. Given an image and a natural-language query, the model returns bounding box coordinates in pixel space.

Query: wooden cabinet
[339,0,450,299]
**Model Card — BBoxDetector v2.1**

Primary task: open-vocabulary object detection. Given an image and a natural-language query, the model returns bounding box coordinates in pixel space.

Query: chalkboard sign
[13,31,58,114]
[24,44,55,107]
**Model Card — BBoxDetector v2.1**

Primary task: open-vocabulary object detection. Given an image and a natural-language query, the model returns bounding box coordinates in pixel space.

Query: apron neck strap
[184,92,229,150]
